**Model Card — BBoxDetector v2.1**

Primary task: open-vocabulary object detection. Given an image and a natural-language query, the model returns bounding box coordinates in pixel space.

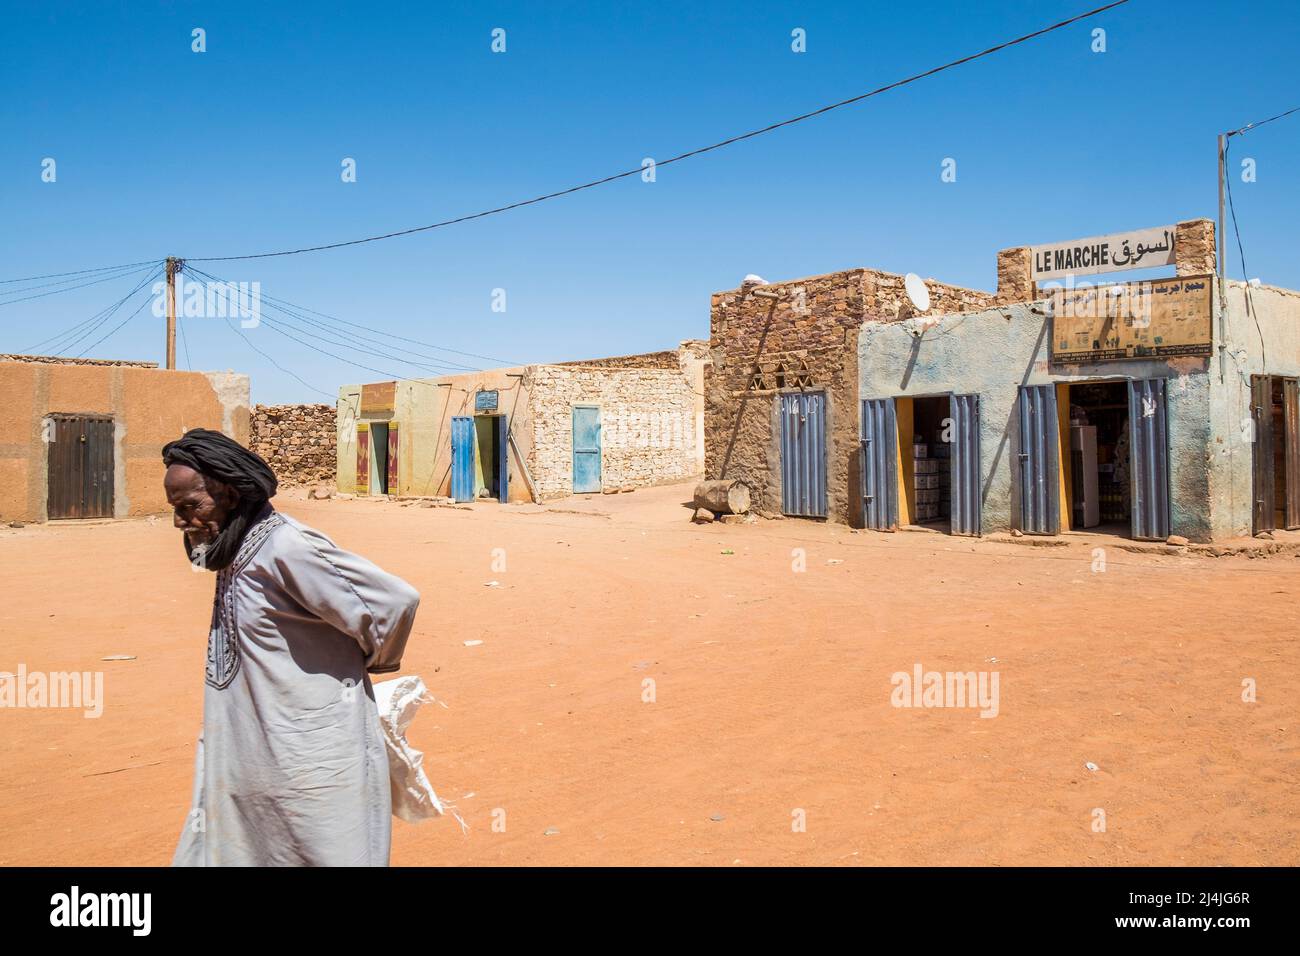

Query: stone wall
[1174,218,1216,276]
[555,350,683,369]
[705,268,997,524]
[527,365,698,499]
[0,354,157,367]
[250,403,336,487]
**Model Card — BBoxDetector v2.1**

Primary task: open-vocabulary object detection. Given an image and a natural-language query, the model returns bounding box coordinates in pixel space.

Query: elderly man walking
[162,428,420,866]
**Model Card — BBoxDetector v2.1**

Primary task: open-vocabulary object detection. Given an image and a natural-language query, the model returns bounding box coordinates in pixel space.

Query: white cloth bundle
[372,675,448,824]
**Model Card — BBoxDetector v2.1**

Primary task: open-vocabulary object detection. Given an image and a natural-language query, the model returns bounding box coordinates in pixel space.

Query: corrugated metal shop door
[1128,378,1171,541]
[1250,375,1274,534]
[1017,385,1059,534]
[451,416,475,502]
[949,393,981,536]
[47,415,114,519]
[572,406,602,494]
[860,398,898,530]
[781,391,827,518]
[1284,379,1300,530]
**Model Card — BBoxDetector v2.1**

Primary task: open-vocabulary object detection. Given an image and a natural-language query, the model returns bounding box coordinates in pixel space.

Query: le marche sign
[1031,225,1176,282]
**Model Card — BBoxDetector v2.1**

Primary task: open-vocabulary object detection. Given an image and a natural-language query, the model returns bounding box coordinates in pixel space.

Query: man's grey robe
[172,507,420,867]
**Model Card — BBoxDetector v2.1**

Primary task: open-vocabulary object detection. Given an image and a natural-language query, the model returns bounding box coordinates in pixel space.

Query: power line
[0,262,159,308]
[178,312,193,370]
[74,284,159,358]
[235,295,485,372]
[58,267,162,356]
[1228,104,1300,138]
[63,268,164,356]
[0,259,161,285]
[220,314,338,401]
[253,312,455,387]
[205,286,478,392]
[1219,102,1298,375]
[253,289,518,366]
[0,261,157,299]
[17,266,163,354]
[189,270,526,425]
[185,0,1131,263]
[259,310,480,375]
[185,265,515,369]
[1222,138,1266,372]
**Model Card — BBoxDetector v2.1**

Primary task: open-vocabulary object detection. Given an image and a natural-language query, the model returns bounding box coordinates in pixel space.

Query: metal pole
[1217,134,1226,383]
[1217,134,1226,285]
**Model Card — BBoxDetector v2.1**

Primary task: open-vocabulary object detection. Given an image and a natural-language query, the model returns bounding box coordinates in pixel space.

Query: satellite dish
[904,273,930,313]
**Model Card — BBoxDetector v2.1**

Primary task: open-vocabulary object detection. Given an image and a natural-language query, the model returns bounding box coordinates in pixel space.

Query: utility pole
[1216,133,1226,383]
[1216,134,1226,288]
[165,256,179,370]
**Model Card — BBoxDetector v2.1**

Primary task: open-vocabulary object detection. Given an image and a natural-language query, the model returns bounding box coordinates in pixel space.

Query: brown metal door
[47,415,114,519]
[83,418,114,517]
[1284,379,1300,530]
[1251,375,1275,534]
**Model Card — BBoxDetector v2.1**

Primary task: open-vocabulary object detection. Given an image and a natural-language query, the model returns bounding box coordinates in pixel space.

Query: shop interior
[1066,381,1129,534]
[907,395,952,530]
[474,415,502,500]
[367,421,390,495]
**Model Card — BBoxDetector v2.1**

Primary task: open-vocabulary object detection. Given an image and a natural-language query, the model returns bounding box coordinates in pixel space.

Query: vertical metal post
[1217,134,1227,384]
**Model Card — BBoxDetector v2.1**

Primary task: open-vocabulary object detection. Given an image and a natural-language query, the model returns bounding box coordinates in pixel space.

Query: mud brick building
[0,354,249,523]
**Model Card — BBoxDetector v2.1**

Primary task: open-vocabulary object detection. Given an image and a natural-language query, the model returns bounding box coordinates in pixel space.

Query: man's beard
[183,500,271,572]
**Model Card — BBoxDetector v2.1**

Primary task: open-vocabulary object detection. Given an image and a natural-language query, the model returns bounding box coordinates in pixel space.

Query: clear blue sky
[3,0,1297,403]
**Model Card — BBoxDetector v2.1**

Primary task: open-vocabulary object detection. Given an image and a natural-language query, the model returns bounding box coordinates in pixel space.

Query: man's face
[164,464,238,548]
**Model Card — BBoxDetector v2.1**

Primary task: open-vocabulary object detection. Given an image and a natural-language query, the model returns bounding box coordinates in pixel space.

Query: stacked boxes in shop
[912,436,950,522]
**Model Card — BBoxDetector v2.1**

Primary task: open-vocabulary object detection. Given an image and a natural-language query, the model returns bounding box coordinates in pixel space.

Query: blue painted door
[780,391,827,517]
[1128,378,1170,540]
[572,406,601,493]
[1017,385,1059,534]
[860,398,898,530]
[949,393,981,536]
[496,415,510,503]
[451,416,475,502]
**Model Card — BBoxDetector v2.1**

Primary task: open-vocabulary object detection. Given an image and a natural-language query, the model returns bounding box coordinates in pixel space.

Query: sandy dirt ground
[1,480,1297,866]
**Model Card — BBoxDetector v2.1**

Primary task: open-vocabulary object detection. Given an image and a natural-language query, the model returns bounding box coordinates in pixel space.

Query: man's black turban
[162,428,278,502]
[162,428,279,571]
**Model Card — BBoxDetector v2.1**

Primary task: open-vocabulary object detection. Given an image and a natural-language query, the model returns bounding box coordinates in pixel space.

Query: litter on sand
[463,639,484,647]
